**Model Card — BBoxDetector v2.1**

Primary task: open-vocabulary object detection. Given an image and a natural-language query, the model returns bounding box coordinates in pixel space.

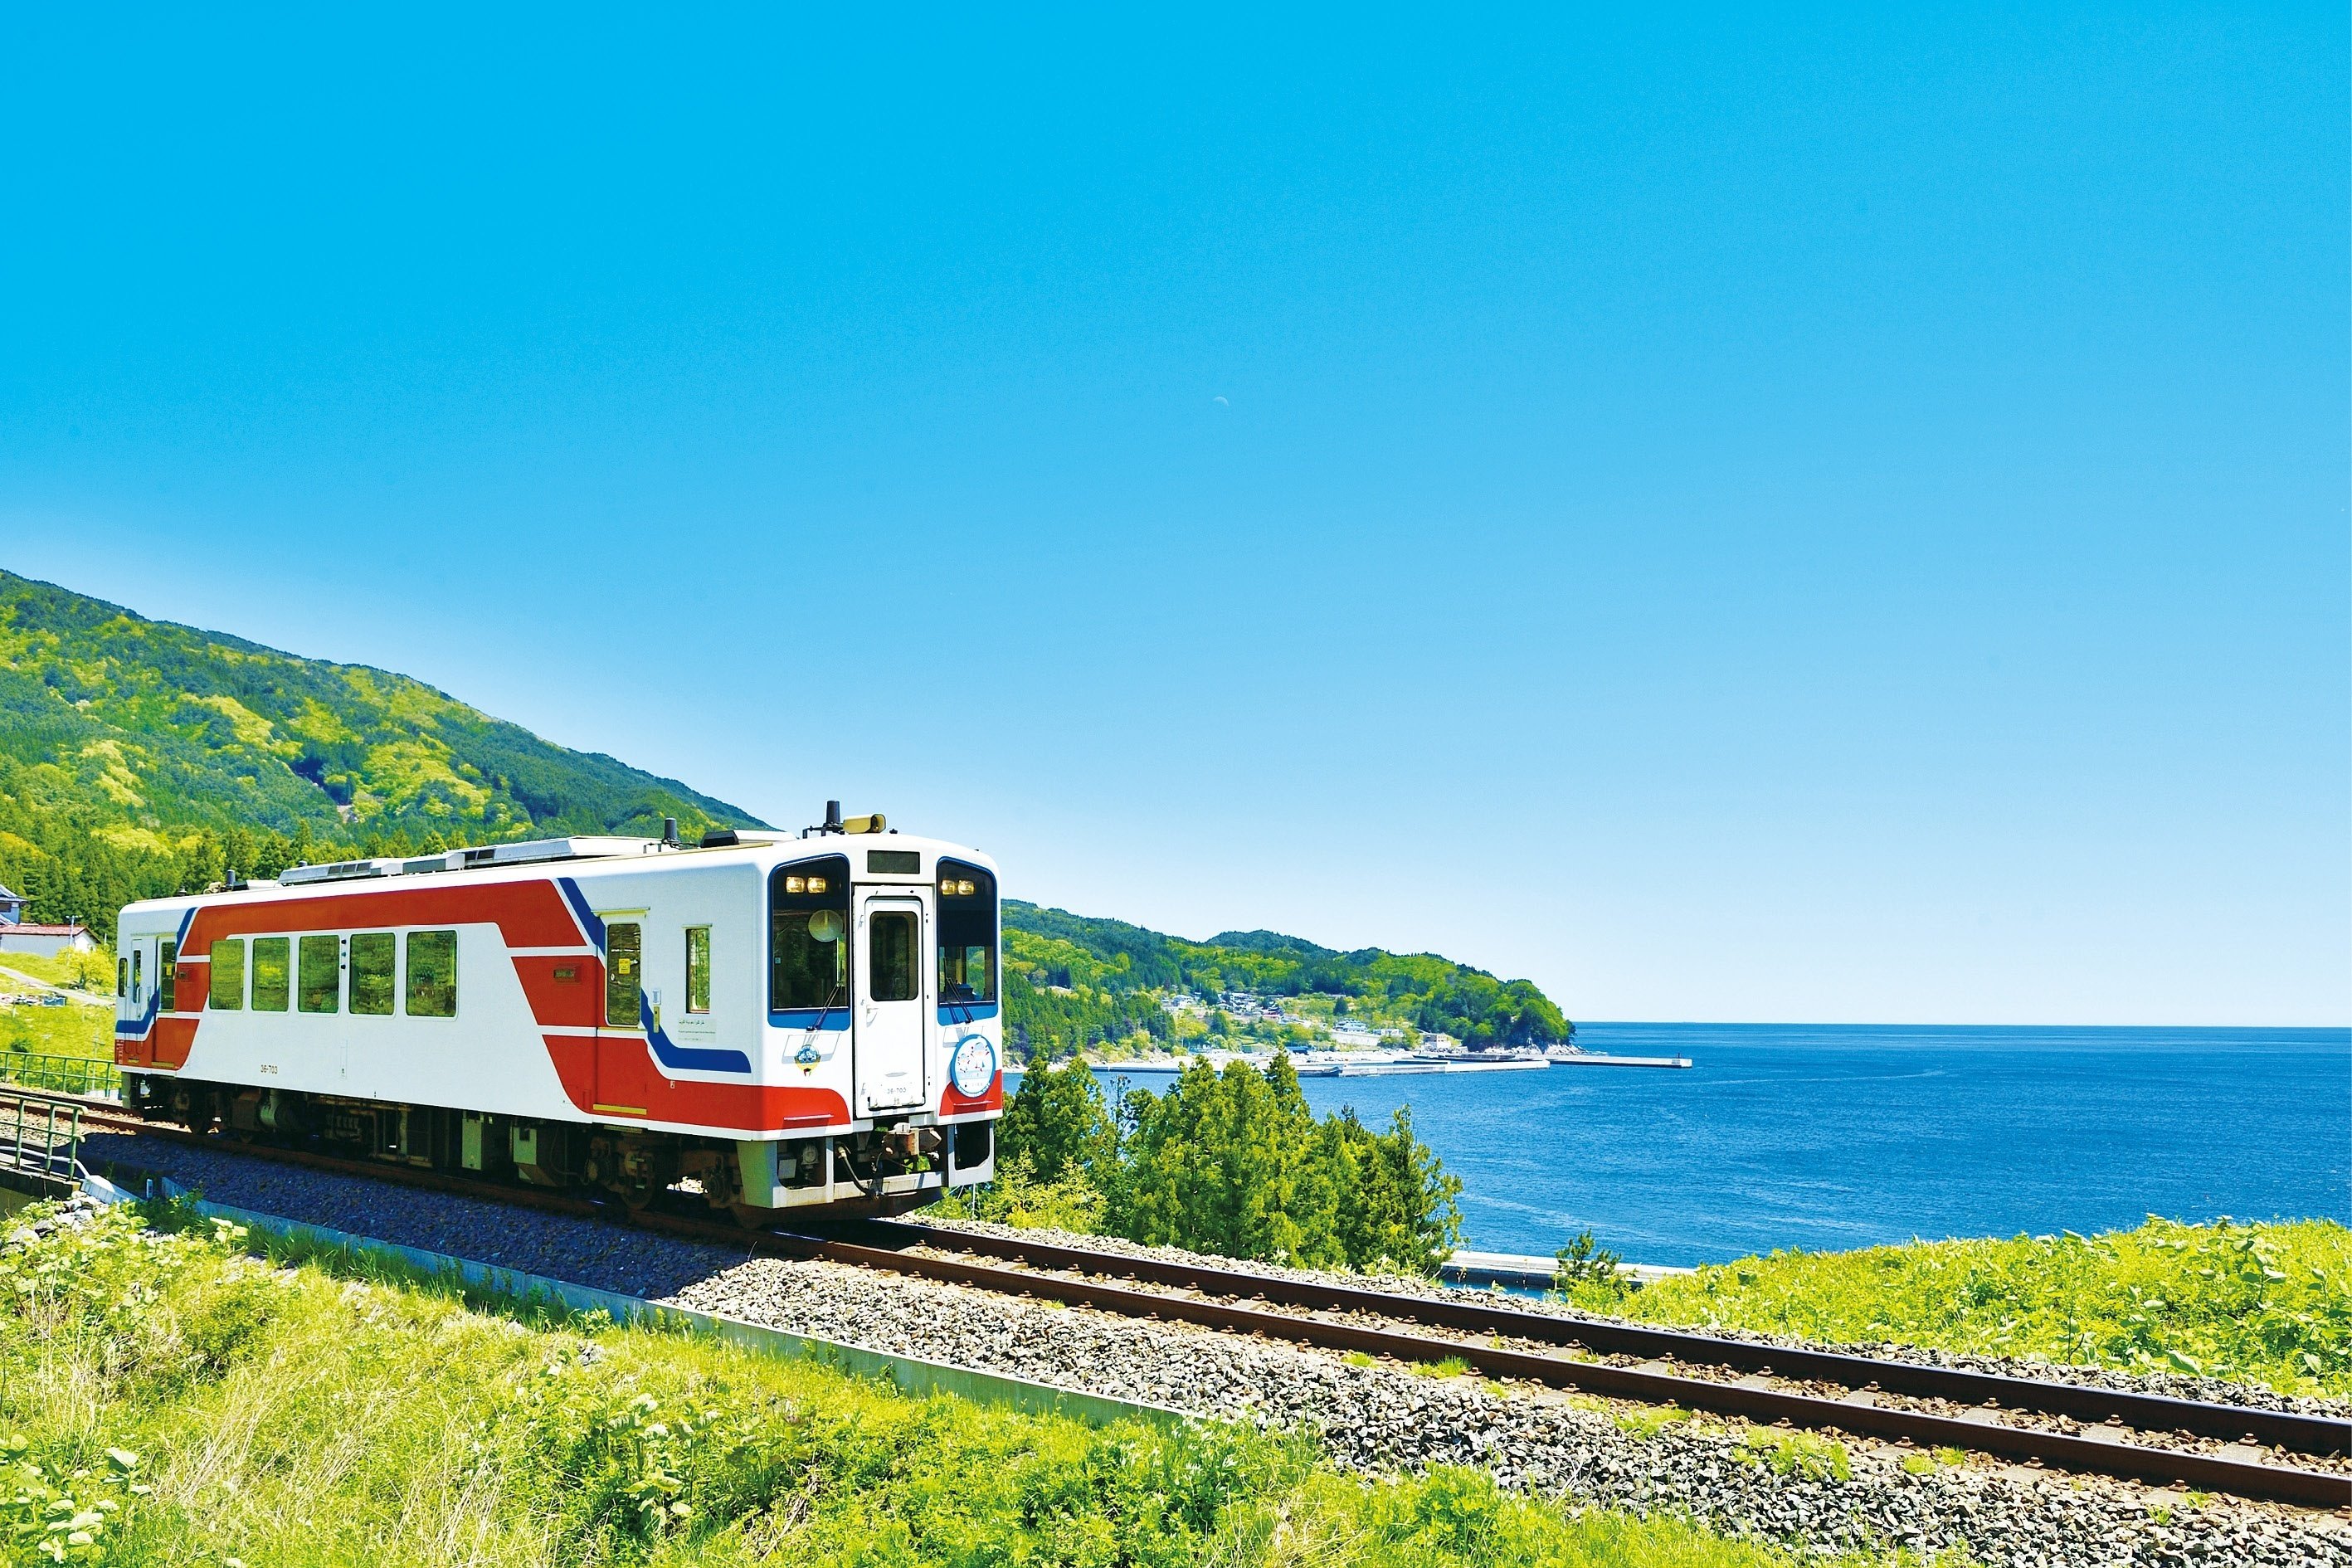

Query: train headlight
[949,1035,997,1098]
[785,876,805,894]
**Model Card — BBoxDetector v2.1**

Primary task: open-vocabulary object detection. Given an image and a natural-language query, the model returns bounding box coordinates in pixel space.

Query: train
[110,806,1002,1221]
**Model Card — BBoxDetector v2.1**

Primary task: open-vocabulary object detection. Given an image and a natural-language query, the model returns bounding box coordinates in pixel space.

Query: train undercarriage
[120,1073,994,1225]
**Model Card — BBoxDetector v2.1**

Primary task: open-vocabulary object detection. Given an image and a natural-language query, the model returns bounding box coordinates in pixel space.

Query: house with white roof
[0,923,97,957]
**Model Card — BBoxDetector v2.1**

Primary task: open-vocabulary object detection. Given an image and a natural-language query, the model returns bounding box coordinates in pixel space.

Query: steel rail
[857,1217,2352,1460]
[65,1108,2352,1509]
[756,1228,2352,1510]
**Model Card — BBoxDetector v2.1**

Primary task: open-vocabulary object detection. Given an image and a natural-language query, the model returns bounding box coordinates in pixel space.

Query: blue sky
[3,7,2344,1025]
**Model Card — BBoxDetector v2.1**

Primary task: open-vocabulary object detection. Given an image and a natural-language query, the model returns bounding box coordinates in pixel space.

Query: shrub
[1609,1216,2352,1396]
[1554,1229,1630,1308]
[994,1053,1464,1273]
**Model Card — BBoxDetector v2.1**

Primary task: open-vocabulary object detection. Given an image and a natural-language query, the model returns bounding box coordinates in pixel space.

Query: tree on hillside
[1317,1104,1464,1272]
[996,1059,1118,1188]
[1116,1057,1288,1261]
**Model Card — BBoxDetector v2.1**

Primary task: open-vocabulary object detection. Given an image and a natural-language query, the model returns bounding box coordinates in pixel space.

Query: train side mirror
[807,909,845,944]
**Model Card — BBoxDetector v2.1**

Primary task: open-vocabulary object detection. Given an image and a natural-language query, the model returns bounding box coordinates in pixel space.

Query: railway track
[48,1096,2352,1511]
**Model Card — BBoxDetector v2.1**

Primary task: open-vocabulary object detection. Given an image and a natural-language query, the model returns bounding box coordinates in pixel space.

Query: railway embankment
[916,1214,2352,1421]
[66,1132,2352,1566]
[1561,1219,2352,1410]
[665,1249,2352,1564]
[2,1196,1860,1568]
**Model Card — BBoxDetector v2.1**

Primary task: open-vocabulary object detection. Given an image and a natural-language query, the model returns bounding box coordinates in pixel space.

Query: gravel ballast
[918,1215,2352,1420]
[85,1136,2352,1566]
[668,1253,2352,1567]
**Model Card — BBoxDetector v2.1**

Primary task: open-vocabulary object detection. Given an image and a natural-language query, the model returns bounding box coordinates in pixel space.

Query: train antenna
[823,800,843,834]
[660,816,679,848]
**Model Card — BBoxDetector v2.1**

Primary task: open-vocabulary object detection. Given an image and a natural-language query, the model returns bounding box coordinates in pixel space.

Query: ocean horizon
[1069,1021,2351,1268]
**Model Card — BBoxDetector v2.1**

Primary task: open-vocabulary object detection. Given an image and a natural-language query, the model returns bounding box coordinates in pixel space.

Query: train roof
[117,827,996,923]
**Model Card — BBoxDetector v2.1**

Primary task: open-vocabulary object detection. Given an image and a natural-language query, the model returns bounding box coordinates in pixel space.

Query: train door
[117,936,153,1066]
[855,892,926,1115]
[593,913,652,1116]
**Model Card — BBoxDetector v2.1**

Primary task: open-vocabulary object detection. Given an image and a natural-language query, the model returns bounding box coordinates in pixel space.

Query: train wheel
[700,1157,743,1214]
[728,1202,774,1231]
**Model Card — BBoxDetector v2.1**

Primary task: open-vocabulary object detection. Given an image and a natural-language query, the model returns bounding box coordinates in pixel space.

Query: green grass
[0,998,112,1064]
[0,947,115,1064]
[1606,1406,1697,1441]
[928,1154,1106,1234]
[0,951,114,995]
[1733,1432,1849,1485]
[1570,1217,2352,1397]
[0,1201,1908,1568]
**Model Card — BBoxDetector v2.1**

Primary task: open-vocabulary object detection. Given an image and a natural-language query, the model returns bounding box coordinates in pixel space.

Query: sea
[1070,1024,2352,1268]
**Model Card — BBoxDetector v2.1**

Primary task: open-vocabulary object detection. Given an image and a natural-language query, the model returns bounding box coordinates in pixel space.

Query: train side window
[157,940,176,1012]
[130,950,143,1008]
[350,932,396,1015]
[209,939,246,1010]
[685,926,710,1014]
[405,931,457,1017]
[605,922,641,1028]
[869,912,917,1002]
[298,934,341,1014]
[251,938,290,1011]
[116,957,127,998]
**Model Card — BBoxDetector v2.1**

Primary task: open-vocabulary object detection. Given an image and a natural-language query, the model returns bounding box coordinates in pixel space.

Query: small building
[0,884,22,924]
[0,923,97,957]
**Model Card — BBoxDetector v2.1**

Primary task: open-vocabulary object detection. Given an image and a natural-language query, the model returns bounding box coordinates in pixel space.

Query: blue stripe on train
[555,877,605,952]
[639,993,752,1075]
[114,991,158,1039]
[771,1007,850,1030]
[558,874,751,1074]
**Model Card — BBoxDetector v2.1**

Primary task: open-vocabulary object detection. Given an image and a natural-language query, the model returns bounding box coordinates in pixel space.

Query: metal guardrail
[0,1051,120,1100]
[0,1088,85,1190]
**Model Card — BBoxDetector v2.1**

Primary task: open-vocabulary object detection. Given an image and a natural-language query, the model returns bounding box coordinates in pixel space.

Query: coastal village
[1057,989,1694,1074]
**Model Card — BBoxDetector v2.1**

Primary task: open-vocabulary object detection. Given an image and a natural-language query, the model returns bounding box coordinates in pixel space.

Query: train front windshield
[936,859,996,1005]
[770,855,851,1010]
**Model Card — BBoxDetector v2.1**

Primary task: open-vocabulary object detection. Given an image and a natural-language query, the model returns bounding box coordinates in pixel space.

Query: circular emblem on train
[948,1034,997,1097]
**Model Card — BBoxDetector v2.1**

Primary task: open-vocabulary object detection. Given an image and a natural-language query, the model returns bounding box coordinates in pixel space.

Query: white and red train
[112,811,1002,1220]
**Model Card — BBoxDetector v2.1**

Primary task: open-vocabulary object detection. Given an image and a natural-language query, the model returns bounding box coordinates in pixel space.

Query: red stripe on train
[138,879,993,1135]
[543,1034,851,1130]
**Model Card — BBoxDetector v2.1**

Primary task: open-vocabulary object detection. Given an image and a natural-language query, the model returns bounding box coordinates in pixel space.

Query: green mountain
[0,567,1574,1055]
[0,568,763,929]
[1005,902,1572,1055]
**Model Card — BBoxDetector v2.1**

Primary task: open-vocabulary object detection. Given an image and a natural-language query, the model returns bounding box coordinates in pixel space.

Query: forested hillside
[0,567,1573,1059]
[1005,901,1571,1058]
[0,570,763,930]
